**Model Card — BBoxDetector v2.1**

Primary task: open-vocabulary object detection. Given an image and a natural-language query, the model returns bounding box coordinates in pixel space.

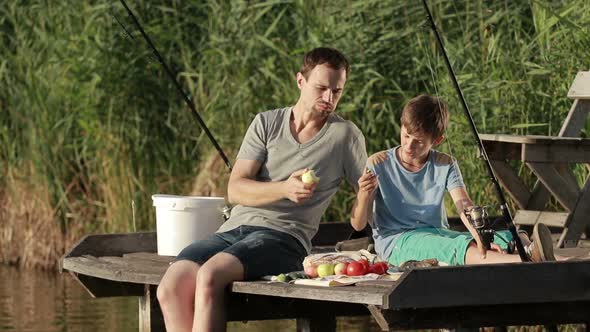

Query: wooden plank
[230,281,386,306]
[557,164,581,193]
[480,140,522,160]
[526,181,551,210]
[123,252,176,264]
[558,179,590,248]
[513,210,570,228]
[567,71,590,99]
[367,305,389,331]
[312,222,357,245]
[384,261,590,310]
[555,247,590,258]
[525,166,577,210]
[489,160,531,209]
[62,256,164,285]
[376,301,590,330]
[62,232,157,259]
[98,256,170,276]
[311,245,338,253]
[480,134,590,145]
[480,134,544,144]
[139,285,165,332]
[63,222,353,261]
[525,162,578,211]
[132,286,372,326]
[559,99,590,136]
[67,272,144,298]
[523,144,590,163]
[226,293,370,321]
[355,280,400,288]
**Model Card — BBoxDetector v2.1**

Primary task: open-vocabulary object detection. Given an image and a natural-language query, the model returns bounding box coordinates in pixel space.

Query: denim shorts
[389,227,513,266]
[175,225,307,280]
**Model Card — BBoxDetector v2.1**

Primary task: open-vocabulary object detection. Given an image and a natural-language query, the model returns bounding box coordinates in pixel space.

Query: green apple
[301,169,320,184]
[316,263,335,277]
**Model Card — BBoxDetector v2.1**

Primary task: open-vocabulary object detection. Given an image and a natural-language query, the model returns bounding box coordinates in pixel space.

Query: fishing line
[114,0,232,172]
[421,0,528,261]
[418,21,456,159]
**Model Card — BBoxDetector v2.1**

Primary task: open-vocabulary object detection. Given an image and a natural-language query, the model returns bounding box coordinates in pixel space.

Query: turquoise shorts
[388,227,513,266]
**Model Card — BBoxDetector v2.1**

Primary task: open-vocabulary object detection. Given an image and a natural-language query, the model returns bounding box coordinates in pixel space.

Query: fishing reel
[464,205,494,250]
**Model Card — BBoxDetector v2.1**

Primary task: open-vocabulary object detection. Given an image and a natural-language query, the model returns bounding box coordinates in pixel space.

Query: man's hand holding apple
[282,168,318,203]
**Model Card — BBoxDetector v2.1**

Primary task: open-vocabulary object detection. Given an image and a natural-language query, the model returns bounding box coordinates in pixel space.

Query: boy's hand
[461,211,491,259]
[357,168,378,199]
[474,238,505,259]
[460,212,506,259]
[283,168,317,203]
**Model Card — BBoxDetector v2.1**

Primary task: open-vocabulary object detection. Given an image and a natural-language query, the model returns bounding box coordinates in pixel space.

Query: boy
[350,94,555,266]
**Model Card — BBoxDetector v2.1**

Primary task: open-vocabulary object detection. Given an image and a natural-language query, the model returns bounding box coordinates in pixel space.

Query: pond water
[0,265,381,331]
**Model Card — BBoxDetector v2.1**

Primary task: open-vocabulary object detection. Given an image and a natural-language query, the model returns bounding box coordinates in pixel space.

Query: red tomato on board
[368,263,387,275]
[346,261,366,276]
[358,259,370,271]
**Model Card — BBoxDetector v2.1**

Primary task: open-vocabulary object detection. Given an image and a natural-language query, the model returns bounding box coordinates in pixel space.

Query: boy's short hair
[401,94,449,139]
[299,47,349,79]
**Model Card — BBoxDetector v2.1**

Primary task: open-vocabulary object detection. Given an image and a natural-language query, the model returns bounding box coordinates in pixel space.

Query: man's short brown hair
[299,47,349,79]
[401,94,449,139]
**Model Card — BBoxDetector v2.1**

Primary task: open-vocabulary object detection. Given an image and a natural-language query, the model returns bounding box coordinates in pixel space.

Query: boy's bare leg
[157,260,200,332]
[465,230,569,264]
[465,243,523,264]
[193,252,245,332]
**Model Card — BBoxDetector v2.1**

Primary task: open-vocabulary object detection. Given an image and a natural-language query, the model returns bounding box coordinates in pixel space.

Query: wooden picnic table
[479,71,590,248]
[60,222,590,332]
[480,133,590,247]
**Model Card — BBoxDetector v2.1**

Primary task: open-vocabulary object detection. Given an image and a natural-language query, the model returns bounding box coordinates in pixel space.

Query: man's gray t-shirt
[217,106,367,253]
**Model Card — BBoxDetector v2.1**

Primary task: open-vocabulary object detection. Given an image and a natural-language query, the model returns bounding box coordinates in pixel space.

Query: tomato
[376,262,389,271]
[346,261,367,276]
[358,259,370,271]
[368,263,387,275]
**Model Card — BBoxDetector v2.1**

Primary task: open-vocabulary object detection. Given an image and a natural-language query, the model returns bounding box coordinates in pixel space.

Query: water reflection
[0,265,138,332]
[0,265,381,332]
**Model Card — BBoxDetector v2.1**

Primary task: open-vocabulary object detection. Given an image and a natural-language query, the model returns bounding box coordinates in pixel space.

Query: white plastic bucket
[152,194,226,256]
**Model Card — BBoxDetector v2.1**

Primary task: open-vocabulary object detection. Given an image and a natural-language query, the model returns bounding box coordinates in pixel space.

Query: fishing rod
[421,0,528,261]
[117,0,232,172]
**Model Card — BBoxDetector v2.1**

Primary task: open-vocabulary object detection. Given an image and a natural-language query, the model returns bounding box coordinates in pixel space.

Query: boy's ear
[433,135,445,146]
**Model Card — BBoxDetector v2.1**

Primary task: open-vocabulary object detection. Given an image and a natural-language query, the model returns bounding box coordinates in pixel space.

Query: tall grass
[1,0,589,269]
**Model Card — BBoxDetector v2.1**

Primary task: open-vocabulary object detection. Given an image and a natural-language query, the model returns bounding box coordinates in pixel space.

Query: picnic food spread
[266,250,428,286]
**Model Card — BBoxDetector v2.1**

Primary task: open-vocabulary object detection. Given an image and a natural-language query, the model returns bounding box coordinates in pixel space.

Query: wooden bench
[61,222,590,332]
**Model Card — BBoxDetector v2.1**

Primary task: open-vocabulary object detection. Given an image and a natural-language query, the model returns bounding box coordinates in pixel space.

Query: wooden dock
[61,223,590,332]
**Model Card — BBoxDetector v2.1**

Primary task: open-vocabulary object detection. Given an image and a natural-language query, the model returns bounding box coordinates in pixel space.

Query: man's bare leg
[157,260,200,332]
[193,252,244,332]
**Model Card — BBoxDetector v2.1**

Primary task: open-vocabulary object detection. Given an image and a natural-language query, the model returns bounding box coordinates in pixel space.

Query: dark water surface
[0,265,381,332]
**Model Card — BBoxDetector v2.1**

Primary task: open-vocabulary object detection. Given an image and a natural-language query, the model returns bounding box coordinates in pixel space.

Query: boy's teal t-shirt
[368,147,465,260]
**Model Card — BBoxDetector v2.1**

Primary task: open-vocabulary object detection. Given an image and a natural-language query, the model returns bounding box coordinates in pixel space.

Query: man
[157,47,367,332]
